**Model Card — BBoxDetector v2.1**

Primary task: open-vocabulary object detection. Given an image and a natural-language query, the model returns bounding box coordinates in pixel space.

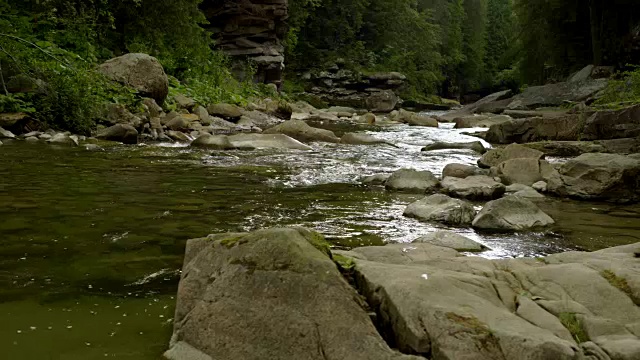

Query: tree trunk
[589,0,603,65]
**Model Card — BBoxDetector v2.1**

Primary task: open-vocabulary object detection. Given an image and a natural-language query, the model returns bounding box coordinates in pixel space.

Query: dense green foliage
[0,0,268,133]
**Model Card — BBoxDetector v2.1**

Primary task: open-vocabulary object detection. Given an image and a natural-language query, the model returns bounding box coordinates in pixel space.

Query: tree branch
[0,33,75,72]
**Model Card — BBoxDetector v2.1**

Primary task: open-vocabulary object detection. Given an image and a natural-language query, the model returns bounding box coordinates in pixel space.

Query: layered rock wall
[200,0,288,85]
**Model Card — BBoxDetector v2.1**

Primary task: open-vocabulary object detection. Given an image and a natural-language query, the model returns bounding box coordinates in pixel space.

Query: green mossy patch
[559,312,588,343]
[600,270,636,304]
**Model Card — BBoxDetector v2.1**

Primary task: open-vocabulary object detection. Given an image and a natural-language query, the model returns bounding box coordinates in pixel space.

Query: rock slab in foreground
[472,195,554,231]
[166,228,418,360]
[337,242,640,360]
[547,153,640,203]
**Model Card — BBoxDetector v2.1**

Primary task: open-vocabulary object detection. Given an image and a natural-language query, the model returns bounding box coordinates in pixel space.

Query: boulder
[438,89,513,122]
[165,114,198,131]
[102,103,143,128]
[207,103,243,121]
[193,106,209,123]
[264,120,340,143]
[0,112,39,134]
[506,79,607,110]
[478,143,544,168]
[335,241,640,360]
[496,158,544,186]
[142,98,163,118]
[190,134,235,150]
[441,175,506,200]
[385,169,440,193]
[340,133,393,146]
[0,140,3,145]
[173,94,196,110]
[359,113,376,124]
[362,174,391,185]
[485,114,588,144]
[395,110,438,127]
[582,104,640,140]
[240,110,282,129]
[512,187,545,198]
[442,163,487,179]
[403,194,476,226]
[523,141,608,157]
[412,231,487,252]
[547,153,640,203]
[366,90,399,112]
[472,195,554,231]
[98,53,169,104]
[166,130,191,142]
[84,144,104,152]
[96,124,138,144]
[0,126,16,139]
[47,133,79,146]
[422,141,487,154]
[532,181,548,192]
[454,115,511,129]
[24,136,38,142]
[166,228,418,360]
[227,134,313,151]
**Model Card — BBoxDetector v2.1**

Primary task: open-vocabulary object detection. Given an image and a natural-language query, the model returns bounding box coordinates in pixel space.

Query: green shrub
[595,67,640,108]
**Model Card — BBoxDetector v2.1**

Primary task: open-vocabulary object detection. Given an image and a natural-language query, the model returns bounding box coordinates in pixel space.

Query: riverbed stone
[582,104,640,140]
[165,114,197,131]
[441,163,486,179]
[547,153,640,203]
[403,194,476,226]
[496,158,544,186]
[341,133,392,146]
[207,103,243,121]
[454,115,511,129]
[385,169,440,193]
[485,114,586,144]
[190,134,234,150]
[166,228,419,360]
[441,175,506,200]
[478,143,545,168]
[362,174,391,185]
[96,124,138,144]
[422,141,487,154]
[47,132,78,146]
[0,126,16,139]
[412,230,486,252]
[99,53,169,104]
[227,134,312,151]
[166,130,191,142]
[264,120,340,143]
[394,109,438,127]
[472,195,554,231]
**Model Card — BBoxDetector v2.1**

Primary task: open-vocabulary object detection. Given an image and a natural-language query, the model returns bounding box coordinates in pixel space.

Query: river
[1,115,639,359]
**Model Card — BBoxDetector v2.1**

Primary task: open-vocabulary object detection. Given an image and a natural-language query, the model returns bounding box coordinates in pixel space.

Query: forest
[1,0,640,132]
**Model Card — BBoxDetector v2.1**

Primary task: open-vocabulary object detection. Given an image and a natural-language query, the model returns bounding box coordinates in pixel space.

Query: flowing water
[1,117,639,359]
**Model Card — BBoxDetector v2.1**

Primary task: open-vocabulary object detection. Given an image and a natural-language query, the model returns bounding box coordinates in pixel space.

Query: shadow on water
[0,120,639,358]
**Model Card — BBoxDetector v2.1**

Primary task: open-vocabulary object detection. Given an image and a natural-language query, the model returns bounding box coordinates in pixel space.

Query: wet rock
[394,109,438,127]
[166,228,417,360]
[505,183,533,193]
[506,79,607,110]
[337,242,640,360]
[166,130,191,142]
[532,181,548,192]
[472,195,554,231]
[96,124,138,144]
[422,141,487,154]
[362,174,391,185]
[438,89,513,121]
[166,114,199,131]
[496,158,544,186]
[441,175,506,200]
[190,134,234,150]
[340,133,393,146]
[239,111,282,130]
[547,153,640,203]
[365,90,399,112]
[173,94,196,110]
[485,114,587,144]
[264,120,340,143]
[582,104,640,140]
[403,194,476,226]
[142,98,163,118]
[193,106,209,123]
[227,134,312,151]
[47,133,79,146]
[84,144,104,152]
[98,53,169,104]
[0,126,16,139]
[442,163,487,179]
[412,230,487,252]
[38,133,51,140]
[207,103,243,121]
[523,141,608,156]
[359,113,376,124]
[25,136,39,142]
[454,115,511,129]
[512,187,545,198]
[385,169,440,193]
[478,143,544,168]
[0,140,3,145]
[102,103,143,128]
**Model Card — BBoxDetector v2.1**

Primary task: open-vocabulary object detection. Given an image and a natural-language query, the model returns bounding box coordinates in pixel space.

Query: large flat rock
[337,242,640,360]
[167,228,419,360]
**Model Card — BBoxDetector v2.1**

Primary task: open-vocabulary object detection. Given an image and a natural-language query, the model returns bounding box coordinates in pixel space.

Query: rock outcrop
[547,153,640,203]
[478,143,544,168]
[98,53,169,104]
[305,65,405,112]
[412,231,487,252]
[336,241,640,360]
[200,0,289,85]
[166,228,419,360]
[505,79,608,110]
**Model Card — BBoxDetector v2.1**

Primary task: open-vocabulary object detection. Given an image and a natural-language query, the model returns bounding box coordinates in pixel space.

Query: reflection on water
[1,117,638,359]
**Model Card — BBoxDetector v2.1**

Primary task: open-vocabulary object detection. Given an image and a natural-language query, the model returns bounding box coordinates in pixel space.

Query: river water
[1,116,639,359]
